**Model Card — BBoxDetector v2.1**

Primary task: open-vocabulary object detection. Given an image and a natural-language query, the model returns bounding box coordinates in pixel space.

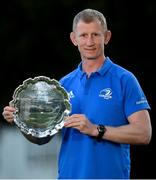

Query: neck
[82,57,105,75]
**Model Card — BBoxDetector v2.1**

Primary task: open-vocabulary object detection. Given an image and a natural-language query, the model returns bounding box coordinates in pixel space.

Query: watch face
[98,125,104,132]
[97,125,106,139]
[100,126,105,132]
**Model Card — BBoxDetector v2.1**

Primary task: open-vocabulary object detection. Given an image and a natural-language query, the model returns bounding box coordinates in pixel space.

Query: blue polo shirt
[58,57,150,179]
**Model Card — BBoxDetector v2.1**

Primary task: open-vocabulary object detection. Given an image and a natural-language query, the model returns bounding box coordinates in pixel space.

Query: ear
[70,32,78,46]
[104,30,111,45]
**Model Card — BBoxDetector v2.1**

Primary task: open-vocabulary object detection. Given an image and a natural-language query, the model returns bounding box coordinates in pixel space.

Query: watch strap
[97,124,106,139]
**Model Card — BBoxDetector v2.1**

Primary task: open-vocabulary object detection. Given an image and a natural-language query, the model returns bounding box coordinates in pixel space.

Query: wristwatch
[97,124,106,139]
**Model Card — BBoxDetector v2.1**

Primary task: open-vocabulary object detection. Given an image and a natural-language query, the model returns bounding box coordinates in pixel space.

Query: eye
[80,33,87,38]
[93,33,100,37]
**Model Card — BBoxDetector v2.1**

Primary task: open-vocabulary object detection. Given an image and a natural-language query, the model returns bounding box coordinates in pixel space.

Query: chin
[86,57,97,60]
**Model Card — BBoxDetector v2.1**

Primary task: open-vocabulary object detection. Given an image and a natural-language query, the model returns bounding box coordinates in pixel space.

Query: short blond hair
[72,8,108,32]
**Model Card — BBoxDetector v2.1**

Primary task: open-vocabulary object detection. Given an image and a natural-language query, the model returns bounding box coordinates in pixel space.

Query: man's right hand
[2,106,16,123]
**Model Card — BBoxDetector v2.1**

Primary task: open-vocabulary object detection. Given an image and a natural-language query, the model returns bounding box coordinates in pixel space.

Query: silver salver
[10,76,71,145]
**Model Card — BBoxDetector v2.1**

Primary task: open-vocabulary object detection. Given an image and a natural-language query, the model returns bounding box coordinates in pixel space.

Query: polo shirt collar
[77,57,113,78]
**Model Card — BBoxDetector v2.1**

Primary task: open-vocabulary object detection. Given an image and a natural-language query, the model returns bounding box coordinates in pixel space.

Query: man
[2,9,152,179]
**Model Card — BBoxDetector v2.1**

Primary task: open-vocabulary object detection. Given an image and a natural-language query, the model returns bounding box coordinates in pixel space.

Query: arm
[103,110,152,144]
[64,109,152,145]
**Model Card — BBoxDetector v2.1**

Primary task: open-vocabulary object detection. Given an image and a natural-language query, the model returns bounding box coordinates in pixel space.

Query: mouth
[84,48,96,53]
[84,47,96,51]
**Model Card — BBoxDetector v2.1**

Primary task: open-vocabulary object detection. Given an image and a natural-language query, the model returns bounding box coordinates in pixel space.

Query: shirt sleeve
[122,72,150,118]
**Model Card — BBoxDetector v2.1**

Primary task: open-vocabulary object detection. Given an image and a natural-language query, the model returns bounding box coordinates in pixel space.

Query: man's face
[71,20,106,61]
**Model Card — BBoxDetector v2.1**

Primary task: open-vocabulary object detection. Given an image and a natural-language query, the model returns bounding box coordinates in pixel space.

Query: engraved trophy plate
[10,76,71,145]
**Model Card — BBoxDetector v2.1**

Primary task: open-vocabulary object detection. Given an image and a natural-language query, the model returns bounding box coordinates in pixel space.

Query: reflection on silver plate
[10,76,71,145]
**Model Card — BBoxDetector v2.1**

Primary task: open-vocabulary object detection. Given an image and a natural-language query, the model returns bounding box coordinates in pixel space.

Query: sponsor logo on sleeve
[136,97,148,105]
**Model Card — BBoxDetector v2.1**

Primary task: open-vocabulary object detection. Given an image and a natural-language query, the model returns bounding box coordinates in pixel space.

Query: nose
[86,36,94,46]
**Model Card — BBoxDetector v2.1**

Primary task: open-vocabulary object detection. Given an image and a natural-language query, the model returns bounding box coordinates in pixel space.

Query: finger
[2,110,14,116]
[64,120,78,127]
[2,114,14,123]
[68,114,83,119]
[64,116,81,124]
[6,117,14,123]
[2,110,14,121]
[4,106,16,112]
[3,113,14,118]
[64,122,80,128]
[64,119,85,128]
[64,118,81,127]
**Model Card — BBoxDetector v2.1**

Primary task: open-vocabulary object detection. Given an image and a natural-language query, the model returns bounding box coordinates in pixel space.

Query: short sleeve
[122,72,150,118]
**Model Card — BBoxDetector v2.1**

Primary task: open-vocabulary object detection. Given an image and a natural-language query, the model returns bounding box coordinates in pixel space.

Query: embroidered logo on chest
[99,88,112,99]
